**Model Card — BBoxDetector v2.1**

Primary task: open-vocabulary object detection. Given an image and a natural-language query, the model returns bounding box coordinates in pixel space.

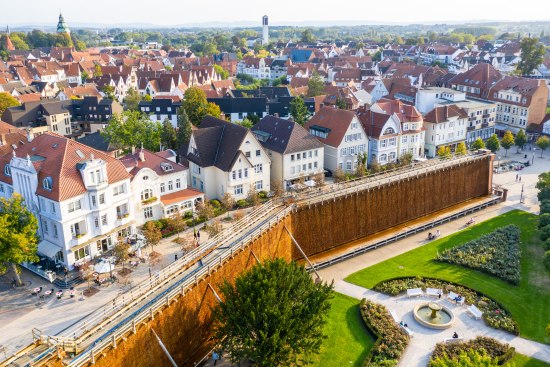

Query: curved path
[334,280,550,366]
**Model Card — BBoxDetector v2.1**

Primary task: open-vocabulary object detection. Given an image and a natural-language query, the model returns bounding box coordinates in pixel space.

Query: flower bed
[373,277,519,335]
[429,336,515,366]
[359,299,409,367]
[435,225,521,285]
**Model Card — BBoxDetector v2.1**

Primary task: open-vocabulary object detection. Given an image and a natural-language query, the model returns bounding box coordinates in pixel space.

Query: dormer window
[3,165,11,176]
[43,177,53,191]
[383,127,395,135]
[161,163,173,172]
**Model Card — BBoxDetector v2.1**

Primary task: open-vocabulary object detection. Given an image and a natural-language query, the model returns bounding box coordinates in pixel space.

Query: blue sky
[1,0,548,26]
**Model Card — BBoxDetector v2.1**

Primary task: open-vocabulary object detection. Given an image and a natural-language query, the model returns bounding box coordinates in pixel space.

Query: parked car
[324,169,333,178]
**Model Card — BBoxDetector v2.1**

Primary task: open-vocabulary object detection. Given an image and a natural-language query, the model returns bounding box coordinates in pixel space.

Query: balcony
[481,122,489,128]
[467,126,476,132]
[141,197,158,205]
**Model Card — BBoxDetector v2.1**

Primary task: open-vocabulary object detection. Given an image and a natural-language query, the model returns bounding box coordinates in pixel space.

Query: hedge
[429,337,515,366]
[359,299,409,367]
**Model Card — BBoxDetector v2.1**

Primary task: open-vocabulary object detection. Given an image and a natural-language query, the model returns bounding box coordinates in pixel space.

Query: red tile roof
[424,105,468,123]
[0,132,131,201]
[304,106,357,148]
[160,188,203,205]
[121,148,187,178]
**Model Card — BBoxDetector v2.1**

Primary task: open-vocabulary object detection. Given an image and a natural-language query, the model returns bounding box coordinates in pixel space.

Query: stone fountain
[413,302,455,329]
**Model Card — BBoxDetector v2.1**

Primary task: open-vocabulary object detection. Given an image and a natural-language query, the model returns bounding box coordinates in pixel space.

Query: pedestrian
[197,230,201,240]
[193,231,197,240]
[452,331,459,339]
[212,351,220,365]
[519,176,522,182]
[174,254,178,261]
[516,174,518,181]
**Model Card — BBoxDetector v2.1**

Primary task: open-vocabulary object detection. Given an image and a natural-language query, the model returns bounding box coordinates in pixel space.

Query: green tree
[0,92,20,116]
[455,142,467,155]
[221,192,235,219]
[500,131,515,157]
[471,137,485,150]
[0,195,39,286]
[537,136,550,157]
[335,98,347,110]
[486,134,500,153]
[212,258,334,367]
[430,349,499,367]
[516,37,546,76]
[113,237,130,272]
[437,146,451,158]
[160,119,177,151]
[214,64,229,80]
[93,64,103,77]
[307,71,325,97]
[183,87,222,126]
[301,29,316,43]
[143,94,152,102]
[290,97,309,125]
[101,85,115,99]
[10,34,29,50]
[176,107,192,149]
[236,118,254,129]
[515,129,527,152]
[124,87,142,111]
[142,221,162,253]
[102,111,162,152]
[81,70,89,83]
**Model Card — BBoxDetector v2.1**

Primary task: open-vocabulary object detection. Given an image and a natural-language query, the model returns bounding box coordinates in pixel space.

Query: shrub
[183,211,193,219]
[539,213,550,229]
[430,337,514,367]
[540,200,550,215]
[541,225,550,242]
[373,277,519,335]
[258,190,268,199]
[544,239,550,252]
[359,299,409,366]
[544,251,550,272]
[209,199,221,208]
[236,199,249,208]
[430,349,499,367]
[436,225,521,285]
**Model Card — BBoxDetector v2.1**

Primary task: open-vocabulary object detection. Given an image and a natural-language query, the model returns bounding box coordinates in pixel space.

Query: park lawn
[345,210,550,344]
[311,292,375,367]
[508,354,550,367]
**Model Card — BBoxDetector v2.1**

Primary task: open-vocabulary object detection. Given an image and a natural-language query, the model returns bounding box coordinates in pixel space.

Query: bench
[407,288,423,298]
[444,338,464,343]
[426,288,442,298]
[467,305,483,320]
[447,291,465,305]
[389,310,414,336]
[390,310,399,323]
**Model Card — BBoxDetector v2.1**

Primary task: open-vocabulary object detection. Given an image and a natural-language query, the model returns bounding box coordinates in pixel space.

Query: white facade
[262,15,269,46]
[415,88,467,114]
[188,131,271,200]
[268,147,324,190]
[424,115,468,158]
[0,155,134,270]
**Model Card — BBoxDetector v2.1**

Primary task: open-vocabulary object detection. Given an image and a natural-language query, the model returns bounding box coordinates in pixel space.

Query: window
[91,195,97,207]
[160,183,166,193]
[234,184,243,195]
[74,246,90,261]
[389,137,396,146]
[302,164,306,171]
[143,175,149,181]
[314,150,318,157]
[381,140,387,148]
[379,154,387,162]
[308,162,312,169]
[346,161,352,170]
[291,154,295,161]
[141,189,153,201]
[94,217,99,228]
[101,215,107,226]
[238,169,242,179]
[402,136,408,143]
[99,194,105,205]
[256,150,261,156]
[42,219,49,234]
[290,166,295,174]
[176,179,181,189]
[254,164,263,173]
[3,165,11,176]
[389,152,396,161]
[168,181,173,191]
[43,177,53,190]
[0,183,3,193]
[53,224,58,238]
[383,127,395,135]
[67,200,81,213]
[302,152,306,159]
[255,180,263,190]
[113,184,125,196]
[245,151,251,158]
[143,207,153,219]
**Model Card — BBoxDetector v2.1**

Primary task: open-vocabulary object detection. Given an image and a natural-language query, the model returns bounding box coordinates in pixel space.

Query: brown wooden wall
[42,156,492,367]
[290,156,493,258]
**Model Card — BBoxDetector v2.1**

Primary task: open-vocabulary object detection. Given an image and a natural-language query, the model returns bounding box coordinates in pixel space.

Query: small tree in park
[471,137,485,150]
[500,131,514,157]
[537,136,550,158]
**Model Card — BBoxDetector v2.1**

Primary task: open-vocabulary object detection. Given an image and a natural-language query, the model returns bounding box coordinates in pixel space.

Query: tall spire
[6,25,10,35]
[56,12,70,35]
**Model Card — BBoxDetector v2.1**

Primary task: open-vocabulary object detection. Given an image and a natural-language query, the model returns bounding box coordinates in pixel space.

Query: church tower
[4,25,14,51]
[262,15,269,46]
[56,13,70,35]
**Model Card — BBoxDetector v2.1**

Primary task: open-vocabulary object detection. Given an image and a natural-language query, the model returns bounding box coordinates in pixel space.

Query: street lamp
[520,184,525,204]
[497,156,501,173]
[532,148,536,165]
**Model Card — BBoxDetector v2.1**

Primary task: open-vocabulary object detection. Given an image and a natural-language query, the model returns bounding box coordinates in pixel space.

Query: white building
[236,57,272,80]
[423,105,468,157]
[262,15,269,46]
[121,148,203,226]
[0,133,134,270]
[252,116,324,190]
[187,116,271,200]
[305,107,369,173]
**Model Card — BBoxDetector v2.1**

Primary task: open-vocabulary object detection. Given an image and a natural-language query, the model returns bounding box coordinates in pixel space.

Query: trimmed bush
[544,251,550,272]
[373,277,519,335]
[429,337,514,367]
[359,299,409,367]
[209,199,221,208]
[236,199,249,208]
[258,190,268,199]
[436,225,521,285]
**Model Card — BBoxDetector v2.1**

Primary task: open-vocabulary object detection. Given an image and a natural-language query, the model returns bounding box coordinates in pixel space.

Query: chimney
[131,146,136,155]
[26,128,34,142]
[139,149,146,162]
[274,113,279,118]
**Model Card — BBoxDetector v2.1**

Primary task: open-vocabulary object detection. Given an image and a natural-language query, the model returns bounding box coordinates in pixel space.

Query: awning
[160,188,204,206]
[38,240,63,258]
[70,221,135,253]
[304,180,316,188]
